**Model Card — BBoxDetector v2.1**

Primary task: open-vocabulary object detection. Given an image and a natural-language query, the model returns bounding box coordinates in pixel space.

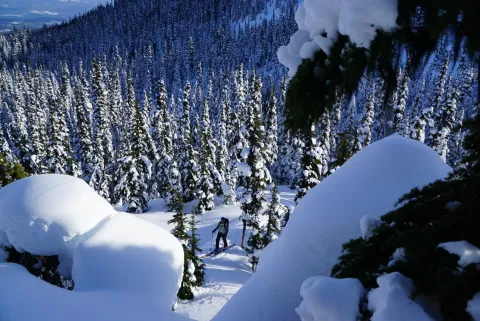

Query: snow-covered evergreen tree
[0,124,14,163]
[358,79,375,148]
[261,183,283,247]
[179,82,198,202]
[152,80,174,200]
[216,79,233,203]
[26,69,48,173]
[429,56,450,147]
[108,55,124,152]
[115,102,151,213]
[294,123,322,203]
[195,99,215,214]
[91,59,114,201]
[410,80,428,142]
[392,69,409,135]
[318,112,330,177]
[243,74,270,271]
[167,191,194,300]
[329,92,342,165]
[264,87,278,167]
[345,96,358,155]
[73,73,95,183]
[47,97,76,176]
[9,67,30,171]
[433,83,458,161]
[188,215,205,287]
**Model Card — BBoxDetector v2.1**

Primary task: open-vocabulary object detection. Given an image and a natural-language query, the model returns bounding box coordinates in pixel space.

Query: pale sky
[0,0,110,32]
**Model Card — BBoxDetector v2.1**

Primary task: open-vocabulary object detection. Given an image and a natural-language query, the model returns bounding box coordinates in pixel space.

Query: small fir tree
[294,123,322,203]
[189,215,205,287]
[262,184,283,247]
[167,191,194,300]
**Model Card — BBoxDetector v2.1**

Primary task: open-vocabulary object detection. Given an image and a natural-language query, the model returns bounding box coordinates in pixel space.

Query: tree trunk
[241,219,247,248]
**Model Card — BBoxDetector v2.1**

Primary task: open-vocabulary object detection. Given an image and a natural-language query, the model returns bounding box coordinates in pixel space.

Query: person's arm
[212,222,219,233]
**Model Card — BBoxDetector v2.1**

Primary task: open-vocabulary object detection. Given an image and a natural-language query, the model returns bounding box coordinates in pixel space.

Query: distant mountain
[0,0,109,32]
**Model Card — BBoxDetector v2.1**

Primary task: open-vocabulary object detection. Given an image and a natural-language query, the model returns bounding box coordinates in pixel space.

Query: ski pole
[211,232,214,249]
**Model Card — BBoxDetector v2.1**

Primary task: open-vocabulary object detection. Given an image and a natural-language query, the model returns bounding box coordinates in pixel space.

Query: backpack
[225,218,229,233]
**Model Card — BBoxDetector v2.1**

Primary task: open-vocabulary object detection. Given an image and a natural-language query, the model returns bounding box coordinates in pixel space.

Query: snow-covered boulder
[213,134,451,321]
[0,264,191,321]
[296,276,365,321]
[73,212,184,309]
[0,174,115,276]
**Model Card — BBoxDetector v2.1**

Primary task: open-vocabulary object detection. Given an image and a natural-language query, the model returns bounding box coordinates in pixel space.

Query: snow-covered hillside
[0,134,467,321]
[212,134,451,321]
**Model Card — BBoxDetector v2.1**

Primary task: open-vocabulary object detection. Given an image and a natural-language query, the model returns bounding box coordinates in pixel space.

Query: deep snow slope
[212,134,452,321]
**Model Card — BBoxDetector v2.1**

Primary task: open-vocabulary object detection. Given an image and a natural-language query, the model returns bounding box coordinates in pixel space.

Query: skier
[212,217,229,253]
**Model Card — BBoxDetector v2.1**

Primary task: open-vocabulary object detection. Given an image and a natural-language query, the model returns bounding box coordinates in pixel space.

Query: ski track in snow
[137,186,295,321]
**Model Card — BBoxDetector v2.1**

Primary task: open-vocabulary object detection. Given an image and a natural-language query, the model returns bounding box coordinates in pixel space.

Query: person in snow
[212,217,229,252]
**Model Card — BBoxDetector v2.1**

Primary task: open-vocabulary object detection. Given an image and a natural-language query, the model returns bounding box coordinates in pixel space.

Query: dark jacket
[213,220,229,235]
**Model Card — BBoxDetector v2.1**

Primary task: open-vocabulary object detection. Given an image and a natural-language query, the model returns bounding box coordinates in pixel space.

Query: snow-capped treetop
[278,0,399,76]
[0,174,115,257]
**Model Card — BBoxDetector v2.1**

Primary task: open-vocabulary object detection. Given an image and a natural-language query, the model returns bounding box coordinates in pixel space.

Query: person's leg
[222,233,227,248]
[215,233,221,251]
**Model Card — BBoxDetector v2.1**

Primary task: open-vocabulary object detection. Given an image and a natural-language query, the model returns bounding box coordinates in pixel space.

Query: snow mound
[278,0,398,77]
[296,276,365,321]
[467,292,480,321]
[368,272,433,321]
[0,175,187,320]
[0,264,191,321]
[438,241,480,268]
[0,175,115,264]
[213,134,451,321]
[73,212,184,309]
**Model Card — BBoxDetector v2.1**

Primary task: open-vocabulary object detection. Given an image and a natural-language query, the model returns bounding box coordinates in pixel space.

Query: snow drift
[0,264,191,321]
[213,134,451,321]
[73,212,184,308]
